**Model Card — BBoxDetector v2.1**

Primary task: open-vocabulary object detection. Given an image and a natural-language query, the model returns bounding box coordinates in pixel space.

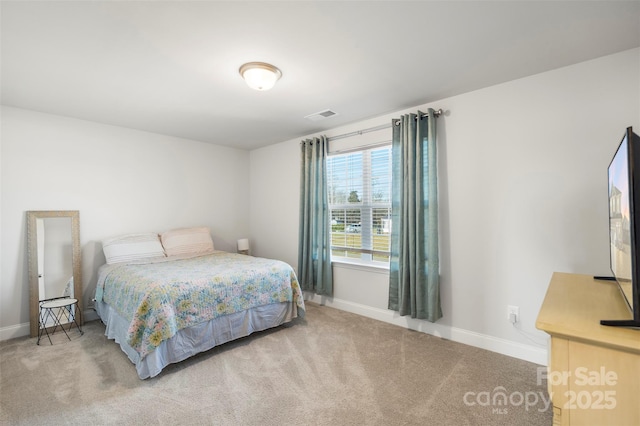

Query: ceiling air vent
[304,109,338,122]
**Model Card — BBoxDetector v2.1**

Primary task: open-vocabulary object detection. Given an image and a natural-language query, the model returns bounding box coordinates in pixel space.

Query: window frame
[327,143,392,268]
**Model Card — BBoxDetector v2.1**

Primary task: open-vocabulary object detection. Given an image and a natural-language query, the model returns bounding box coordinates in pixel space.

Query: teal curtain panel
[388,109,442,322]
[298,136,333,296]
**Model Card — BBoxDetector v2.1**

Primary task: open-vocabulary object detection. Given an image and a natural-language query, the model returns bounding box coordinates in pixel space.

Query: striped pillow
[160,227,215,257]
[102,233,166,265]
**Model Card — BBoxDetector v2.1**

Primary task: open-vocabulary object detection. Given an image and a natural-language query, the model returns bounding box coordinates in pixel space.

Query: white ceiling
[2,1,639,150]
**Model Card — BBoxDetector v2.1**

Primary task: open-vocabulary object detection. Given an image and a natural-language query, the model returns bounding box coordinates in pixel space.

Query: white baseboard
[305,294,548,366]
[0,322,30,341]
[84,308,99,322]
[0,309,99,342]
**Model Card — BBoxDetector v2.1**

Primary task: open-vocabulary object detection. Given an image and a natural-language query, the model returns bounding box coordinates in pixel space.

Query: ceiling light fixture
[239,62,282,91]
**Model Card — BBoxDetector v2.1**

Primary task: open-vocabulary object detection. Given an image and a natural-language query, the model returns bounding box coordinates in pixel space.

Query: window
[327,145,391,264]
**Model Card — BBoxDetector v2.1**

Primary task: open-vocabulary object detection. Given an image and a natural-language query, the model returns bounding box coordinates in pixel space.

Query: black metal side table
[37,296,84,345]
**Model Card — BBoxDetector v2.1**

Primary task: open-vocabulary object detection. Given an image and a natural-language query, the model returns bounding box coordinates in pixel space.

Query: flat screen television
[600,126,640,327]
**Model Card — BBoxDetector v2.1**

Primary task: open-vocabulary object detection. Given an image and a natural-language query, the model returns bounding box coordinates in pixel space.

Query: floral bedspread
[95,252,305,359]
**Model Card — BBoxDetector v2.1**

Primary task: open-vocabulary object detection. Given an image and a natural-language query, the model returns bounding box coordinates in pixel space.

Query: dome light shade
[239,62,282,91]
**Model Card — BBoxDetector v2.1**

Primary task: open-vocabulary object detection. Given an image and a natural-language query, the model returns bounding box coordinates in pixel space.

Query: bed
[94,228,305,379]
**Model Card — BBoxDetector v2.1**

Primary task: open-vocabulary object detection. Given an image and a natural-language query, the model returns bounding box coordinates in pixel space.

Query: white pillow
[102,233,166,265]
[160,227,215,257]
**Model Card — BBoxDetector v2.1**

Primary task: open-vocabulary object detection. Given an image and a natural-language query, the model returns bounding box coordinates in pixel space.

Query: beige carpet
[0,303,552,425]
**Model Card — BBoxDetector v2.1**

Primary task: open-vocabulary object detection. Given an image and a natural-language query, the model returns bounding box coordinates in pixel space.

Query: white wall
[2,49,638,361]
[0,107,250,338]
[250,48,640,365]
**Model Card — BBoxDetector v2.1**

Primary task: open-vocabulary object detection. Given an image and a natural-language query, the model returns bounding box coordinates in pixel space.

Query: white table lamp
[237,238,249,255]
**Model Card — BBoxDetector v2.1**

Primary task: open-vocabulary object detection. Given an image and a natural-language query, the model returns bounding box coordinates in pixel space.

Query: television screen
[602,127,640,327]
[608,133,634,312]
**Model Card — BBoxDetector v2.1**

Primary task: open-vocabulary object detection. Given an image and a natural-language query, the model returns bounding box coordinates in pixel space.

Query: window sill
[331,258,390,275]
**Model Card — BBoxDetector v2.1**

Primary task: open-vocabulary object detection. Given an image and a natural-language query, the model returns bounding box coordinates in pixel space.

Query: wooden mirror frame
[27,210,83,338]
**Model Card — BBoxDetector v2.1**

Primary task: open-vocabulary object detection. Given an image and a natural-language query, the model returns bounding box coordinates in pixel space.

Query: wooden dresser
[536,272,640,425]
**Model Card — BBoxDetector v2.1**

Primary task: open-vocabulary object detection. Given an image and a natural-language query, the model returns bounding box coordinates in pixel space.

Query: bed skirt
[95,300,298,379]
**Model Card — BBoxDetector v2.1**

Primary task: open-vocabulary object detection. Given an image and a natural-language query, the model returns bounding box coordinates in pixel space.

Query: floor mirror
[27,210,83,338]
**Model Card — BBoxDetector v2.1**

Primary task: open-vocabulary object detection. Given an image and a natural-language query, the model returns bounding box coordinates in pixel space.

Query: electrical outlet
[508,305,519,324]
